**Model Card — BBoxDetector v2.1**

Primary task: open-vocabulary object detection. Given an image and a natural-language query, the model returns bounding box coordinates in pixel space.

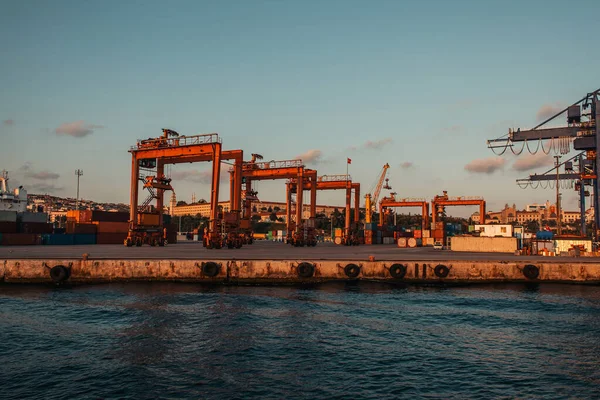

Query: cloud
[54,120,104,138]
[363,138,393,150]
[400,161,414,169]
[536,103,563,121]
[512,153,554,172]
[348,138,394,151]
[28,183,65,194]
[27,171,60,180]
[170,163,229,184]
[19,163,60,180]
[3,119,14,126]
[464,157,506,174]
[442,125,464,133]
[296,149,324,164]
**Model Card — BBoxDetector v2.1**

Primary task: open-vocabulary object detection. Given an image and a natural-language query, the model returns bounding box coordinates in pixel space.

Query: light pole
[75,169,83,210]
[554,156,561,235]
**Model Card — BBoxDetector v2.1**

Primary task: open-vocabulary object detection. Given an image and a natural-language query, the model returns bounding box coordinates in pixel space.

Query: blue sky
[1,0,599,216]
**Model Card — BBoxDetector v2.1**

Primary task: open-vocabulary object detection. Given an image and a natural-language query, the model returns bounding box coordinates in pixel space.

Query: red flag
[347,158,352,164]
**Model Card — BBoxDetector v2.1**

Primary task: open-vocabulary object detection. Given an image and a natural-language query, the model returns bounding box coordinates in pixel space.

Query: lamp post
[554,156,561,235]
[75,169,83,210]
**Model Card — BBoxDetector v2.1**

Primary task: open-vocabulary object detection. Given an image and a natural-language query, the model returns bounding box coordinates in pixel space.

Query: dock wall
[2,258,600,284]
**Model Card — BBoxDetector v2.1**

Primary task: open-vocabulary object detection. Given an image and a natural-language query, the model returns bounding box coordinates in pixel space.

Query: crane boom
[365,163,390,224]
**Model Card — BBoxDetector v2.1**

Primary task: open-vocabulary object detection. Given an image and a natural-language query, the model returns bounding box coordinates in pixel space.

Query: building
[472,201,588,225]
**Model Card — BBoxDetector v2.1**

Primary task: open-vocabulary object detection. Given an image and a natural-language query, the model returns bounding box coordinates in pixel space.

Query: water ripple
[0,283,599,399]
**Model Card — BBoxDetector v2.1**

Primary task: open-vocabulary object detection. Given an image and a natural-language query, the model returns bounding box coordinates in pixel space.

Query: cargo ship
[0,170,27,212]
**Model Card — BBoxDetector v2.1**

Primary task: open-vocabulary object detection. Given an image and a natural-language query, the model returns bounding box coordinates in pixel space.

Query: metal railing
[439,196,484,201]
[132,133,221,150]
[394,197,427,203]
[243,159,304,170]
[318,174,351,182]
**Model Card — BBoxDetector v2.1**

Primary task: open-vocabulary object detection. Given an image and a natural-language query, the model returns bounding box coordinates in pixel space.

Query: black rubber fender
[297,262,315,278]
[49,265,69,283]
[389,263,407,279]
[434,264,450,278]
[202,262,220,277]
[344,263,361,278]
[523,264,539,280]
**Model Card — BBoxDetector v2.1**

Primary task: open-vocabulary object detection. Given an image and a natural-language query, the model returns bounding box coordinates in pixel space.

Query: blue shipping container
[74,234,96,245]
[47,234,75,245]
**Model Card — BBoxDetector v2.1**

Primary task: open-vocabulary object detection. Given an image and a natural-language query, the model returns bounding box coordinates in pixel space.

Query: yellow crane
[365,163,391,224]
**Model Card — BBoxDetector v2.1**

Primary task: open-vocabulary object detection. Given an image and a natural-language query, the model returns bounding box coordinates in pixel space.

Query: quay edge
[1,259,600,284]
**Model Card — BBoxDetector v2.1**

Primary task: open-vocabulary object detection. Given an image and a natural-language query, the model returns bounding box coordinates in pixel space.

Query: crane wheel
[135,238,142,247]
[297,262,315,278]
[150,239,156,247]
[389,263,407,279]
[159,239,165,247]
[125,238,133,247]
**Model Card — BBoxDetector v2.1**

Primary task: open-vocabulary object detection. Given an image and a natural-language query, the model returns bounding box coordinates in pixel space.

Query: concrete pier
[2,258,600,284]
[2,242,600,284]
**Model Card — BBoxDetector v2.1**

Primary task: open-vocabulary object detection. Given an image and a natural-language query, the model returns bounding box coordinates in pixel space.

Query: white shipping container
[554,239,592,254]
[474,224,513,238]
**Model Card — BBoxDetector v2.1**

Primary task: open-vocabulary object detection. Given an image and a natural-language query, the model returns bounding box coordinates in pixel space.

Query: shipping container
[45,234,76,245]
[0,221,17,233]
[19,212,48,223]
[66,222,97,234]
[74,234,96,245]
[96,233,127,245]
[93,221,129,233]
[1,233,40,246]
[364,236,373,245]
[91,211,129,223]
[0,211,18,222]
[414,230,422,239]
[334,228,343,237]
[422,230,430,238]
[19,222,53,234]
[138,213,160,226]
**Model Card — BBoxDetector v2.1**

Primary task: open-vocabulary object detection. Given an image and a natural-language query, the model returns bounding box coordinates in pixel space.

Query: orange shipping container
[138,213,160,226]
[414,230,422,239]
[93,221,129,233]
[96,232,128,245]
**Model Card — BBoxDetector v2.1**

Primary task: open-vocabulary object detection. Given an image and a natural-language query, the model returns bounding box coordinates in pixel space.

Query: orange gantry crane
[365,163,391,224]
[239,156,318,247]
[431,191,486,227]
[379,193,430,231]
[127,129,226,248]
[288,174,361,245]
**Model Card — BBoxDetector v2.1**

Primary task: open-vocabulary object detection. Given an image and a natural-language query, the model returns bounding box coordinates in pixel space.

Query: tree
[176,201,187,206]
[268,206,273,212]
[274,206,281,212]
[251,215,261,223]
[524,220,539,233]
[269,212,278,222]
